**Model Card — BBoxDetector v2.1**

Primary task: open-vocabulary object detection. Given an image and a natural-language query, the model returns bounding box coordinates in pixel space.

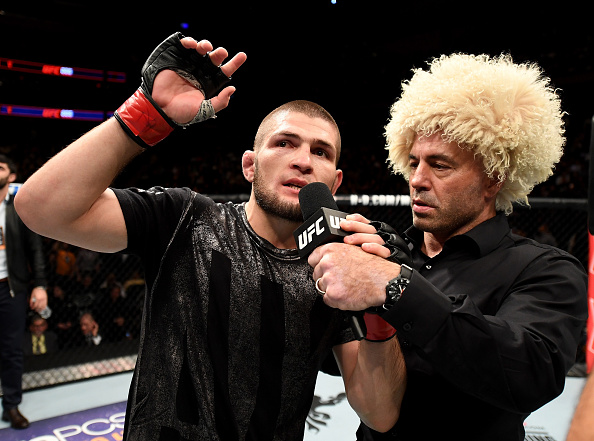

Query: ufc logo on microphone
[293,208,350,257]
[296,214,346,250]
[298,216,325,249]
[328,214,345,229]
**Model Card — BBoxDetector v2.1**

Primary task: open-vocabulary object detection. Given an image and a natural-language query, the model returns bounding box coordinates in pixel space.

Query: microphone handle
[349,312,366,340]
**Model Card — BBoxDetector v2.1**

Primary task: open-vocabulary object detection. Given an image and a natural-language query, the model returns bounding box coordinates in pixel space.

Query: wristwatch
[383,264,413,311]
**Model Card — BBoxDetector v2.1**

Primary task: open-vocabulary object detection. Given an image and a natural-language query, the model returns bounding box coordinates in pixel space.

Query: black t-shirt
[113,186,353,441]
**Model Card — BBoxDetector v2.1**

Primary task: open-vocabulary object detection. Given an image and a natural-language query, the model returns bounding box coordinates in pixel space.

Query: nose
[409,162,430,191]
[290,146,313,173]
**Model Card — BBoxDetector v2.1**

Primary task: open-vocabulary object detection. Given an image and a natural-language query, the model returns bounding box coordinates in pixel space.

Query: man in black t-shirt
[15,33,407,440]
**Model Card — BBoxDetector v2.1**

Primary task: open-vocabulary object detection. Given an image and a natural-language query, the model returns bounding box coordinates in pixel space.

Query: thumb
[210,86,236,112]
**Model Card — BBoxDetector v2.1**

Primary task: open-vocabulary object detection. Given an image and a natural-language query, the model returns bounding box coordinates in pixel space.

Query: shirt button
[402,322,413,332]
[425,265,432,270]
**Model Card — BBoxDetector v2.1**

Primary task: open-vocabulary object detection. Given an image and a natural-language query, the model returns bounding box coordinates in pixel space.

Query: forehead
[267,112,338,144]
[411,133,473,159]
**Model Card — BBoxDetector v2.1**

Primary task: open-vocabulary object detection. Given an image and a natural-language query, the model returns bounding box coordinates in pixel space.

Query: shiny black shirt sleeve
[381,213,588,414]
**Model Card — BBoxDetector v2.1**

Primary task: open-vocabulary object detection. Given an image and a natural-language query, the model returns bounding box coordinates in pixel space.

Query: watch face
[385,276,409,310]
[396,279,409,293]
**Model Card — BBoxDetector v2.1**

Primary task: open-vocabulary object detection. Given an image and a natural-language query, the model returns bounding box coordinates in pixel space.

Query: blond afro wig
[385,53,565,214]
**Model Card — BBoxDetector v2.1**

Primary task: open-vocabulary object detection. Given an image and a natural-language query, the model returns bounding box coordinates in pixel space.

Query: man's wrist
[383,264,413,311]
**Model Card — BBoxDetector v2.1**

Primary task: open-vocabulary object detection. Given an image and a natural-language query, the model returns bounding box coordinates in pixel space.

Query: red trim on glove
[363,312,397,342]
[115,88,174,147]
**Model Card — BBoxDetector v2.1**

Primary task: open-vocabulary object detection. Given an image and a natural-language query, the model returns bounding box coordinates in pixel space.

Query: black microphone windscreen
[299,182,338,220]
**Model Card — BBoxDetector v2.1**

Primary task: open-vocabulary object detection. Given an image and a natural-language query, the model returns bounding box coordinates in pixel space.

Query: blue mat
[0,401,126,441]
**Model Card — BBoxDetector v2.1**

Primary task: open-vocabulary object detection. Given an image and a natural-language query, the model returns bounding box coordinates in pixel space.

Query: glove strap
[114,87,175,148]
[363,312,397,342]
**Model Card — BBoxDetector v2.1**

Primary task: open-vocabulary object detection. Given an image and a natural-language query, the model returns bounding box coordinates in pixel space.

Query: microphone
[293,182,351,258]
[294,182,397,342]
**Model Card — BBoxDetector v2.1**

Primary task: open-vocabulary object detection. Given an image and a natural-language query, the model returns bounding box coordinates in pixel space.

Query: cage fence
[1,196,588,395]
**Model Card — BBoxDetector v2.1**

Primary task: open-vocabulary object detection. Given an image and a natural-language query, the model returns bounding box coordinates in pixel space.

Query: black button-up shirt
[366,213,588,441]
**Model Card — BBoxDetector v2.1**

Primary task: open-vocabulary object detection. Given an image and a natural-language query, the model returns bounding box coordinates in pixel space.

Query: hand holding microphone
[295,183,412,341]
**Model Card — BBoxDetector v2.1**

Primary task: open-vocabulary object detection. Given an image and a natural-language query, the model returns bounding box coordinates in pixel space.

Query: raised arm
[15,33,246,253]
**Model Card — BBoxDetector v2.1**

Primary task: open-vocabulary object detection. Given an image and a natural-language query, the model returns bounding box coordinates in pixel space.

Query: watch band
[383,264,413,311]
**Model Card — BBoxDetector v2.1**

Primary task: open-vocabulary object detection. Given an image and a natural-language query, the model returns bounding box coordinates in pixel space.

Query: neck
[245,198,300,249]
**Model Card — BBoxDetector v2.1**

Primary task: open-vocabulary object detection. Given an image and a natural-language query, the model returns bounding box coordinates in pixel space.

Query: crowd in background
[7,113,590,365]
[21,237,145,357]
[4,110,591,201]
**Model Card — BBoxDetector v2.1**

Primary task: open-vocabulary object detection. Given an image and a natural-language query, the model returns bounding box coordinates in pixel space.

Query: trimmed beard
[252,168,303,223]
[0,177,10,191]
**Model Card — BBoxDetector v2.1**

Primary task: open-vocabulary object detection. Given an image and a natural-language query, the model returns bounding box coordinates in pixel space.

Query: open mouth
[284,183,303,190]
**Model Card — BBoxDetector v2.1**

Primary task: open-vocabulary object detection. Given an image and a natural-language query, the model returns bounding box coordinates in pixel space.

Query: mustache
[411,191,438,207]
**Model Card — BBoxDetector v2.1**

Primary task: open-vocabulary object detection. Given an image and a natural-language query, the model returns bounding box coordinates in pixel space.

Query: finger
[344,232,385,246]
[307,249,321,269]
[210,86,236,112]
[346,213,370,224]
[220,51,247,78]
[361,242,391,259]
[207,47,229,67]
[180,37,213,55]
[340,219,377,234]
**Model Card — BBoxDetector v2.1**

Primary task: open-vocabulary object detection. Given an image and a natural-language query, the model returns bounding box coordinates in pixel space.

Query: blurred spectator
[122,270,145,339]
[47,284,79,349]
[93,283,133,342]
[75,248,101,278]
[123,270,145,294]
[533,222,558,247]
[99,272,125,298]
[79,311,102,346]
[51,241,77,286]
[72,272,99,312]
[22,314,58,356]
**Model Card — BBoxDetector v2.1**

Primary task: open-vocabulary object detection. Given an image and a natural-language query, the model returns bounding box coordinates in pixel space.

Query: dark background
[1,1,593,197]
[2,1,592,378]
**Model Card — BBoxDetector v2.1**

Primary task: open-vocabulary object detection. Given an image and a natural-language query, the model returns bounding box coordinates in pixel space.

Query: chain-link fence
[7,195,589,393]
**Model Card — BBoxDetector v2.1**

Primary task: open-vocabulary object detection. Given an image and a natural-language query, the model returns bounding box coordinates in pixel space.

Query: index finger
[340,219,377,234]
[346,213,370,224]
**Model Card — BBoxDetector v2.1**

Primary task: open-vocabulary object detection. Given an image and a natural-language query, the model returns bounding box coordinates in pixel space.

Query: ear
[8,172,16,184]
[330,169,343,195]
[242,150,256,183]
[484,173,504,199]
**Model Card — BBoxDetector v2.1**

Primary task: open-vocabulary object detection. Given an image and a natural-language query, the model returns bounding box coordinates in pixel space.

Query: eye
[277,140,289,147]
[314,148,329,158]
[433,163,449,171]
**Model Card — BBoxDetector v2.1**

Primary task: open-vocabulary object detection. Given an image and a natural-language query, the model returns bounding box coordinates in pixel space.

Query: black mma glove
[114,32,232,148]
[370,220,413,267]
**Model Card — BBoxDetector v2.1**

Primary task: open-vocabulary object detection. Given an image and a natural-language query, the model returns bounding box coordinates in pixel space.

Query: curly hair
[385,53,565,214]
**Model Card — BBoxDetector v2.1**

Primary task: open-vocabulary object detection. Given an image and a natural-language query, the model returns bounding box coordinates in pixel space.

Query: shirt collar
[405,212,510,257]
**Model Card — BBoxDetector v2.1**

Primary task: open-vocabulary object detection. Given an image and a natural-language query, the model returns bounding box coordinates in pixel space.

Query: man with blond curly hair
[308,53,587,440]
